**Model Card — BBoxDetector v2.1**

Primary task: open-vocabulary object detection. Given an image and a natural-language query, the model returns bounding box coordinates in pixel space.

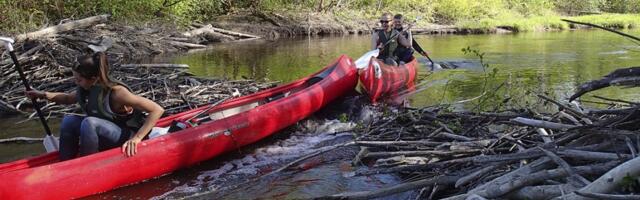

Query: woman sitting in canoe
[26,52,164,160]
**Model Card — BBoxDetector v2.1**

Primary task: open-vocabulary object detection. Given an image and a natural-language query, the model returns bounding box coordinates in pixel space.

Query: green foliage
[600,0,640,13]
[505,0,555,16]
[569,13,640,29]
[338,113,349,123]
[620,175,640,193]
[1,0,639,34]
[462,46,503,112]
[553,0,604,15]
[432,0,506,23]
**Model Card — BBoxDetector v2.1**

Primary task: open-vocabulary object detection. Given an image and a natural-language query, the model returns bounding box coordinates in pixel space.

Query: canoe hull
[0,55,358,200]
[359,58,418,103]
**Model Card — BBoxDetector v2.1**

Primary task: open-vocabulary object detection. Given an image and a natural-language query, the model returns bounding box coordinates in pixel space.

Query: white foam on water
[154,119,356,199]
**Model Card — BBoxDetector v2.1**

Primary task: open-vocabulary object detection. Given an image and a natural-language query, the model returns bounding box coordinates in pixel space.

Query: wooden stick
[364,149,481,159]
[562,19,640,42]
[455,164,501,188]
[538,147,591,186]
[537,94,598,122]
[0,136,45,143]
[592,95,640,105]
[511,117,577,130]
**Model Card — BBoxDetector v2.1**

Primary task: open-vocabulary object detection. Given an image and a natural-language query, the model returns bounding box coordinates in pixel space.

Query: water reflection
[171,30,640,110]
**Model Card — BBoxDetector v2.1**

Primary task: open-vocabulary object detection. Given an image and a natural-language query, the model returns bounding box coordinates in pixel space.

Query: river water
[2,29,640,199]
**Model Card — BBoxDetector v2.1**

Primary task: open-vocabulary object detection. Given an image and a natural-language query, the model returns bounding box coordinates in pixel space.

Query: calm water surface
[174,30,640,110]
[2,29,640,198]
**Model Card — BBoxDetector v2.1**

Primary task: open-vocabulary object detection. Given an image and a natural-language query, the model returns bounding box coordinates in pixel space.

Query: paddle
[0,36,59,152]
[410,38,439,70]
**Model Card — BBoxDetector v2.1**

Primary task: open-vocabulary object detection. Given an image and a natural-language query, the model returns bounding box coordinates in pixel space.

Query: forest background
[1,0,639,35]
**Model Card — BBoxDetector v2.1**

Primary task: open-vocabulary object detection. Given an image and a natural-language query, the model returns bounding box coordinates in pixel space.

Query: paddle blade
[355,49,379,69]
[44,135,59,152]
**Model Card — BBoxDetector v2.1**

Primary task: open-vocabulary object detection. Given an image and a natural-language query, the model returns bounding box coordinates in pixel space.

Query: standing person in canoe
[393,14,428,64]
[26,52,164,160]
[371,12,411,66]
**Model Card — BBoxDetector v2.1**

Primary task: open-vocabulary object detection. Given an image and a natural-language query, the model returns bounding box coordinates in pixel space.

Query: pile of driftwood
[304,91,640,199]
[0,14,269,118]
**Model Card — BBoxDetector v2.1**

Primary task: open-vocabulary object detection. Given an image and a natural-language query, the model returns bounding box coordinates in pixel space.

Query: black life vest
[76,83,146,131]
[393,27,414,62]
[376,29,399,60]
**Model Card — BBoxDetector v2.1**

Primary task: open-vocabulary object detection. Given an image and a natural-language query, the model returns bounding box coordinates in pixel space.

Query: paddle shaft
[379,25,413,51]
[8,50,53,136]
[188,96,231,122]
[410,38,437,70]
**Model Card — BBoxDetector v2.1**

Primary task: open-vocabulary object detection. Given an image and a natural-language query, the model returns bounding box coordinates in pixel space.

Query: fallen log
[511,117,577,130]
[569,66,640,101]
[555,156,640,200]
[183,24,236,41]
[16,14,111,42]
[169,41,207,49]
[210,26,261,39]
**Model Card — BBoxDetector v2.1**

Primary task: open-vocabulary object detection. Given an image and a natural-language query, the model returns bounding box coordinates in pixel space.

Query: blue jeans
[59,115,132,160]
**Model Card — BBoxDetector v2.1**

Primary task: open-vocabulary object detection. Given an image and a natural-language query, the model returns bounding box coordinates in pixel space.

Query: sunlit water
[2,29,640,199]
[173,30,640,111]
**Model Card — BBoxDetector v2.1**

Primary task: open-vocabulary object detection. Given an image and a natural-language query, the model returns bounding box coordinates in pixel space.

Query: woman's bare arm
[111,86,164,157]
[26,90,77,104]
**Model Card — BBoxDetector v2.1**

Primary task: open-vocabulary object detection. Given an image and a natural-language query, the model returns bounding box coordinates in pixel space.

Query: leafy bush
[0,0,639,34]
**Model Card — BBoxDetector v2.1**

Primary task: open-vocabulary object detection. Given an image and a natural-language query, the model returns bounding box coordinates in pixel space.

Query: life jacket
[376,29,399,61]
[76,82,146,132]
[393,28,414,63]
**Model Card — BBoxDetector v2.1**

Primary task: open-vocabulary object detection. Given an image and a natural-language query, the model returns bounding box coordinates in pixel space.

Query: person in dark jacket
[371,12,411,65]
[393,14,430,64]
[26,52,164,160]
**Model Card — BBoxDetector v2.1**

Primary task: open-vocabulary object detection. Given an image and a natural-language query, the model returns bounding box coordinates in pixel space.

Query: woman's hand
[122,137,142,157]
[25,90,45,99]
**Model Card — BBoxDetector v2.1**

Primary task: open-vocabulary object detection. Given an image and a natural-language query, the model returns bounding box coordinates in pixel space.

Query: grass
[458,13,640,33]
[1,0,638,35]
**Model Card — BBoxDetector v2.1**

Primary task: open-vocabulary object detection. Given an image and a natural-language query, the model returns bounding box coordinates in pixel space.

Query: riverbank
[1,11,638,117]
[200,11,640,37]
[0,14,273,118]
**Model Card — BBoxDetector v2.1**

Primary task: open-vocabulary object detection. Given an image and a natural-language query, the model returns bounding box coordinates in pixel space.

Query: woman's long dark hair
[73,52,115,88]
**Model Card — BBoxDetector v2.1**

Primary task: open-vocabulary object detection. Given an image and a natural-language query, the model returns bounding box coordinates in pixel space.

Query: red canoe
[0,55,358,199]
[358,57,418,103]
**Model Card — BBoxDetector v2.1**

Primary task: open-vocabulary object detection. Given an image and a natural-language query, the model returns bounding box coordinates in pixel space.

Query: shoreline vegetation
[1,1,639,37]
